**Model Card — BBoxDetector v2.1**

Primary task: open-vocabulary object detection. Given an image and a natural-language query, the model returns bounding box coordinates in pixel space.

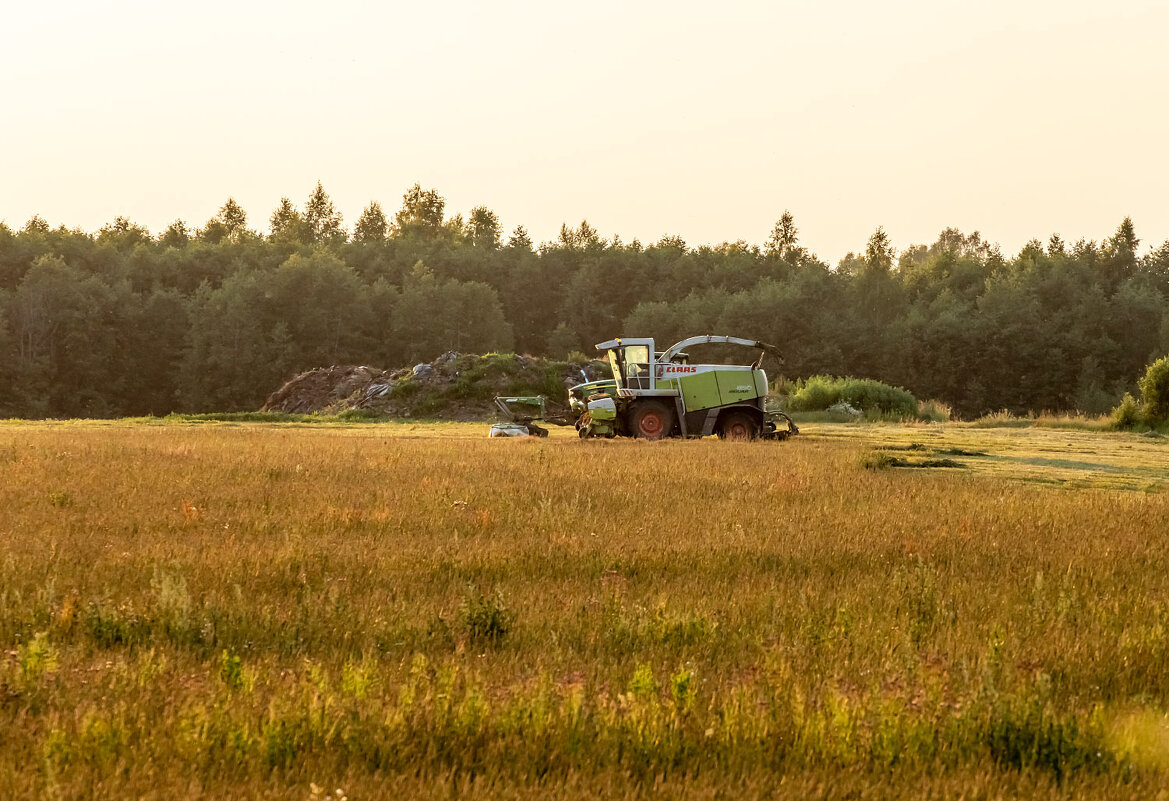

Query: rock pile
[261,352,607,420]
[261,365,394,414]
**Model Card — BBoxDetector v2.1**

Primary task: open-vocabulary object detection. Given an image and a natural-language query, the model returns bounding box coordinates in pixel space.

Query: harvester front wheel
[718,411,758,441]
[630,400,675,440]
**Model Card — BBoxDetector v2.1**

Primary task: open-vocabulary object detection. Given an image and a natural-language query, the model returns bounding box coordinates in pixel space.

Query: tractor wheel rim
[640,412,664,436]
[728,421,750,439]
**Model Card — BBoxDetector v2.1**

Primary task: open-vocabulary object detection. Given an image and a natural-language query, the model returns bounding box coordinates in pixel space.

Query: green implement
[492,396,550,437]
[572,335,799,441]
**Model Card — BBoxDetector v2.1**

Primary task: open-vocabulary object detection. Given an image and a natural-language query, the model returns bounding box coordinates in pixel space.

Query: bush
[861,451,895,470]
[841,379,917,417]
[1139,356,1169,423]
[917,399,951,423]
[787,376,918,418]
[787,375,842,411]
[1112,393,1143,430]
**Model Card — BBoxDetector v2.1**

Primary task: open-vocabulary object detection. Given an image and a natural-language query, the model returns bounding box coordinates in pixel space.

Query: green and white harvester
[494,335,798,441]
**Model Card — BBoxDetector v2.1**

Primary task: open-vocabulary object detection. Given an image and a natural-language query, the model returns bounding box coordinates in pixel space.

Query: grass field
[2,420,1169,799]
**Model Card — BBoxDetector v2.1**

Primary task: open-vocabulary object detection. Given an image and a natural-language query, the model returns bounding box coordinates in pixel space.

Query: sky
[2,0,1168,262]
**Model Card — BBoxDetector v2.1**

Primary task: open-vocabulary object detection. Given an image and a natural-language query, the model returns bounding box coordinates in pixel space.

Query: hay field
[2,421,1169,799]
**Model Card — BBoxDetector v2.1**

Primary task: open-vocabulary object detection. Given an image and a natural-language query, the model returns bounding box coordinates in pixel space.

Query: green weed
[459,590,513,645]
[219,649,244,691]
[18,632,57,684]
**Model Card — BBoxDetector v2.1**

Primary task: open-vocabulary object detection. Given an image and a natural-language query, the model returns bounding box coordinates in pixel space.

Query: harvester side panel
[671,371,722,413]
[713,367,761,406]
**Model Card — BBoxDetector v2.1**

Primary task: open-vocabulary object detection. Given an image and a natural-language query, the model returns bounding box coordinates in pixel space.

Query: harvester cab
[577,335,799,441]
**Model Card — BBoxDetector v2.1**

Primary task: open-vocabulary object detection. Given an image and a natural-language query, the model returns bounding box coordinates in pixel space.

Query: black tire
[718,411,759,441]
[629,400,675,440]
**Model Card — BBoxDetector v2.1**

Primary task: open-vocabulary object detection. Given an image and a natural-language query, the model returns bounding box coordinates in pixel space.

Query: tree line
[1,182,1166,418]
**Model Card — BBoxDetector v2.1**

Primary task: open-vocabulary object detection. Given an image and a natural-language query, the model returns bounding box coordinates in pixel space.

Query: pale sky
[2,0,1167,261]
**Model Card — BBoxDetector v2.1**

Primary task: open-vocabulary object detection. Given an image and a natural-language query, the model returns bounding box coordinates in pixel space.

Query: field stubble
[1,421,1168,799]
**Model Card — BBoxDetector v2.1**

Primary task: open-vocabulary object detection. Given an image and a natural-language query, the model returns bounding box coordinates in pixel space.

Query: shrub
[861,451,894,470]
[841,379,917,417]
[788,376,918,417]
[1112,393,1143,430]
[917,399,951,423]
[787,375,842,411]
[1139,356,1169,423]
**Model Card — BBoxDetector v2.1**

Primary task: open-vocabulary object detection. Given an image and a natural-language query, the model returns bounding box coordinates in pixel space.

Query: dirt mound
[262,365,394,414]
[262,352,607,420]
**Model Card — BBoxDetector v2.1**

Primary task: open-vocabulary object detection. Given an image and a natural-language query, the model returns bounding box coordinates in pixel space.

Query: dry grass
[2,420,1168,799]
[810,422,1169,491]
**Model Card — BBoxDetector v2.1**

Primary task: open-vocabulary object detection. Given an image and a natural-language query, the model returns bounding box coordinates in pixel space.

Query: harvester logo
[658,365,697,376]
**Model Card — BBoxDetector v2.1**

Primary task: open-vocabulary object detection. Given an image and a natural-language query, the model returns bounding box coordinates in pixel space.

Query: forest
[1,182,1166,419]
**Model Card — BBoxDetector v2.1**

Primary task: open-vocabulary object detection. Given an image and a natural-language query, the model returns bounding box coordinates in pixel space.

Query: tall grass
[1,422,1167,798]
[972,410,1116,431]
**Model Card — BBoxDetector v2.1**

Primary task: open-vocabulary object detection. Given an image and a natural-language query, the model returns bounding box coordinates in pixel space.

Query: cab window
[623,345,650,388]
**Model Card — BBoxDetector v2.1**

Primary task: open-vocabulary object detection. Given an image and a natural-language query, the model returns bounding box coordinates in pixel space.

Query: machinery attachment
[762,410,800,440]
[577,394,617,439]
[492,396,550,437]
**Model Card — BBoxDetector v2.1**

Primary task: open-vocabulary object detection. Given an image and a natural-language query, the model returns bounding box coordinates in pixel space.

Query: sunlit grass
[808,421,1169,491]
[1,420,1167,798]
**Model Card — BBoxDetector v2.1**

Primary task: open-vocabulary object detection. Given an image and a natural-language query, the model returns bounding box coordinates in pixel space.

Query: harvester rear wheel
[718,411,758,441]
[630,400,674,440]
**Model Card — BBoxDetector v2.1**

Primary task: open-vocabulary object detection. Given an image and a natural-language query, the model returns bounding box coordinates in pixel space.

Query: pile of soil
[261,365,394,414]
[261,352,608,420]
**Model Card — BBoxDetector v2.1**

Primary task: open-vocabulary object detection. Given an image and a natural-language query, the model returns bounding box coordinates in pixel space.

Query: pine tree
[304,182,344,243]
[353,202,388,243]
[217,198,249,242]
[1102,216,1139,287]
[394,183,445,236]
[467,206,502,249]
[765,211,799,257]
[269,197,306,244]
[159,220,191,248]
[864,227,896,273]
[23,215,49,235]
[507,225,533,251]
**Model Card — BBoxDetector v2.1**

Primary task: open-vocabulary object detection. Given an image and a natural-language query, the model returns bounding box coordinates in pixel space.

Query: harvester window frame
[608,350,624,388]
[622,345,651,390]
